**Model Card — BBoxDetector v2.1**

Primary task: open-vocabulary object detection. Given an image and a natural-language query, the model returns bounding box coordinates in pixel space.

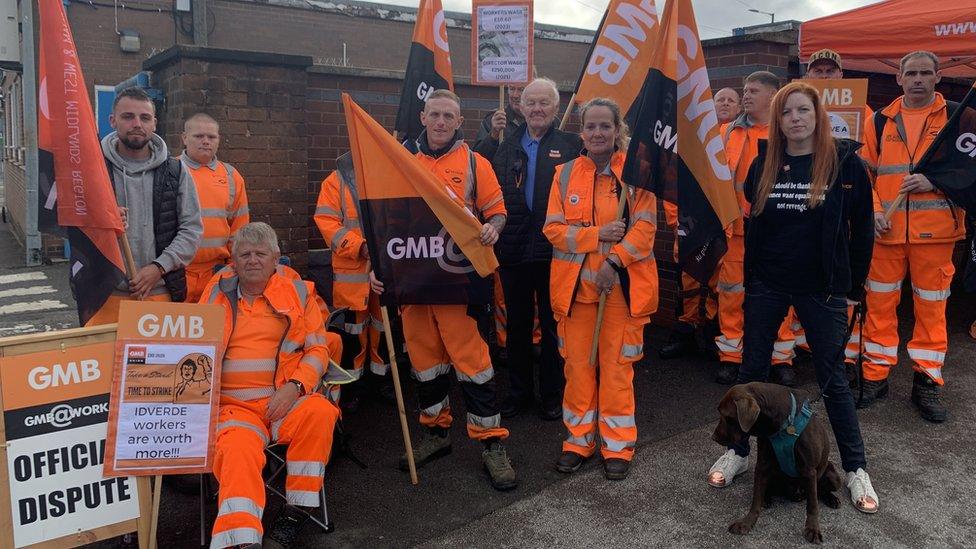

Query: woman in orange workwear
[543,97,658,480]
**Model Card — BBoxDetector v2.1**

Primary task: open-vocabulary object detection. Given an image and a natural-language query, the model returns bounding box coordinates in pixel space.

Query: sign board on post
[471,0,534,85]
[0,325,151,549]
[103,301,225,477]
[799,78,870,140]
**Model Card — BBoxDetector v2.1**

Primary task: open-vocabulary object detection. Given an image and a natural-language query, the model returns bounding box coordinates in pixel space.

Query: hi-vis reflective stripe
[223,358,276,373]
[271,396,308,441]
[413,363,452,382]
[566,433,595,447]
[602,437,635,452]
[580,268,598,283]
[546,212,566,224]
[200,236,229,248]
[601,415,636,429]
[331,227,350,249]
[217,420,270,445]
[876,163,911,175]
[281,338,303,353]
[231,205,249,218]
[223,386,275,401]
[921,367,943,380]
[908,348,946,364]
[300,355,325,376]
[909,199,953,212]
[421,396,449,417]
[866,279,902,293]
[563,408,596,427]
[210,527,261,549]
[467,412,501,429]
[717,281,744,293]
[631,211,653,223]
[334,272,370,283]
[552,250,584,264]
[287,490,319,507]
[287,460,326,477]
[567,226,581,253]
[217,497,264,520]
[455,367,495,385]
[200,207,230,218]
[913,286,951,301]
[557,335,565,349]
[222,161,237,208]
[315,205,340,217]
[621,344,643,358]
[306,333,326,347]
[773,340,794,352]
[370,361,389,375]
[370,316,385,332]
[864,341,898,357]
[715,336,741,353]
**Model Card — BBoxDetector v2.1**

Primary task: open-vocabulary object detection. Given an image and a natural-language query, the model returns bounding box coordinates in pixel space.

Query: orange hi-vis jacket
[203,268,328,399]
[411,140,507,222]
[860,93,965,245]
[314,168,370,312]
[722,115,769,236]
[181,153,249,266]
[544,152,658,320]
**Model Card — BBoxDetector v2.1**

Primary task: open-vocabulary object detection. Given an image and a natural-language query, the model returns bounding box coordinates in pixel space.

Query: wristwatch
[288,379,306,396]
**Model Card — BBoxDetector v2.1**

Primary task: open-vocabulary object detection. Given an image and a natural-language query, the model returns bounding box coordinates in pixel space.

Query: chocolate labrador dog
[712,382,842,544]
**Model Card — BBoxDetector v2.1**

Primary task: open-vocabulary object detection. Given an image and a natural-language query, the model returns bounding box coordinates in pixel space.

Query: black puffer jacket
[490,123,582,266]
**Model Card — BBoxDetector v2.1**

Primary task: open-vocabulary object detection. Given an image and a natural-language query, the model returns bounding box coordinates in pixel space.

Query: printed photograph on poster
[827,110,863,140]
[109,343,217,472]
[472,0,534,85]
[797,78,869,139]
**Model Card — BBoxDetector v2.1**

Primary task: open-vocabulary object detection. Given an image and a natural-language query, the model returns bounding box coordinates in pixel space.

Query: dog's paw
[728,520,753,535]
[804,526,823,544]
[822,492,841,509]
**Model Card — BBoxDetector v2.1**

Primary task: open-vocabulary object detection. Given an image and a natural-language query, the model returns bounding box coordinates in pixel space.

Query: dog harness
[769,393,814,478]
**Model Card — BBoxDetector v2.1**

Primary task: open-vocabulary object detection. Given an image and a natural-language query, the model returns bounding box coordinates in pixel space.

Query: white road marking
[0,285,58,299]
[0,272,48,285]
[0,300,69,315]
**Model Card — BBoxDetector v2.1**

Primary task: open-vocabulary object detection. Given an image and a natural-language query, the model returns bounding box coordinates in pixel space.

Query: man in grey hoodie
[90,87,202,324]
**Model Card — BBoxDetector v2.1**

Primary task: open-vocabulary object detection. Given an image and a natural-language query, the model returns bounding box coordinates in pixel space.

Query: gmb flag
[38,0,128,326]
[914,82,976,212]
[622,0,739,284]
[573,0,659,117]
[394,0,454,141]
[343,94,497,306]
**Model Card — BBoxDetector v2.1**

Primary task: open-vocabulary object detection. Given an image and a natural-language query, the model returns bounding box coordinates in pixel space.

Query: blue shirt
[520,132,540,211]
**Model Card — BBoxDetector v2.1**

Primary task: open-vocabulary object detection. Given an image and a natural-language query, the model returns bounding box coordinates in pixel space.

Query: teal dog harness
[769,393,814,478]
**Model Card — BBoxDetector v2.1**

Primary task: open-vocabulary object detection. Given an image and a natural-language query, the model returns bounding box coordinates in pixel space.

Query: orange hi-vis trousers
[715,234,796,365]
[401,304,509,441]
[343,292,389,379]
[863,242,954,385]
[210,393,339,548]
[558,289,646,461]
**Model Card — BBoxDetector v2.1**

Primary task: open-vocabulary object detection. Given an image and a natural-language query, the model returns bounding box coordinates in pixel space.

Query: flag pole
[884,193,906,221]
[120,234,138,278]
[558,92,577,131]
[589,183,629,365]
[385,129,419,484]
[498,86,506,141]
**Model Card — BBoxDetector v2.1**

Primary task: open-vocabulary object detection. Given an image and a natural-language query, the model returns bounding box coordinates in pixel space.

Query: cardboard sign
[0,326,150,549]
[471,0,534,85]
[103,301,225,477]
[798,78,870,139]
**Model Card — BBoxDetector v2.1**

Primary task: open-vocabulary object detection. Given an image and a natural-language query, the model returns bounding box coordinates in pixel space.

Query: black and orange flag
[38,0,127,325]
[394,0,454,141]
[344,94,497,306]
[622,0,738,284]
[572,0,660,117]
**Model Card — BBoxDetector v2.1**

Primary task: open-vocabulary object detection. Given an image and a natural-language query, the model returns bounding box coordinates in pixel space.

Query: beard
[119,132,150,151]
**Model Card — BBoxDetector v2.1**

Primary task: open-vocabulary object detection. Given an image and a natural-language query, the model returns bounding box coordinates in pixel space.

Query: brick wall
[144,46,313,269]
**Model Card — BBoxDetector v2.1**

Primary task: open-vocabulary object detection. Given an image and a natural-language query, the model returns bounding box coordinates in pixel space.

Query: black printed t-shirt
[754,152,826,294]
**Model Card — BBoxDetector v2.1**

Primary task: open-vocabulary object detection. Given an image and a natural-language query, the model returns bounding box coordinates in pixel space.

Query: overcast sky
[375,0,879,39]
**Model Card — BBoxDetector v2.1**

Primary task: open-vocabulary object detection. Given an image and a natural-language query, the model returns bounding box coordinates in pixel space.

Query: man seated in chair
[202,221,340,549]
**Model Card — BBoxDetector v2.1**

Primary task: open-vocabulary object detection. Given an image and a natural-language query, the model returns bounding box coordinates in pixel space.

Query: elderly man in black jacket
[485,77,582,420]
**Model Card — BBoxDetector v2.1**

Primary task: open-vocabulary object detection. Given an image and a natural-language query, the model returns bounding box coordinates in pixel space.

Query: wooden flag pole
[498,86,506,141]
[884,193,907,221]
[147,474,163,549]
[120,235,138,278]
[381,304,419,484]
[558,92,577,131]
[589,183,629,366]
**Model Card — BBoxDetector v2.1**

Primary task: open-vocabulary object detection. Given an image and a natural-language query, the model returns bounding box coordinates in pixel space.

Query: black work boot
[659,323,698,359]
[911,372,948,423]
[715,362,739,385]
[265,505,311,548]
[772,364,797,388]
[855,378,889,409]
[555,451,586,474]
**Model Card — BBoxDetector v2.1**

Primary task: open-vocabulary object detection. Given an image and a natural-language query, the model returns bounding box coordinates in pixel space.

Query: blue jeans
[730,278,867,473]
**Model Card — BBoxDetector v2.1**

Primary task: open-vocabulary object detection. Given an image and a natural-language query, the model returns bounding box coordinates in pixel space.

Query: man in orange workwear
[370,89,517,491]
[203,222,339,548]
[715,71,798,386]
[314,153,391,411]
[857,51,963,422]
[180,113,250,303]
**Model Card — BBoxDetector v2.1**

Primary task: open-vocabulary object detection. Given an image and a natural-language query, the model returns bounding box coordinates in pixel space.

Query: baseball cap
[808,48,842,70]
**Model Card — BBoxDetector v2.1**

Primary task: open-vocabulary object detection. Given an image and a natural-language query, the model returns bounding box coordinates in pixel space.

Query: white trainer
[708,449,749,488]
[846,468,879,514]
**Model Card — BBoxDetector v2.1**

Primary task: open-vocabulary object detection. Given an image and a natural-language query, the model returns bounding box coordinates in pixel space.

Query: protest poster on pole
[0,325,151,549]
[103,301,225,477]
[798,78,869,139]
[471,0,534,86]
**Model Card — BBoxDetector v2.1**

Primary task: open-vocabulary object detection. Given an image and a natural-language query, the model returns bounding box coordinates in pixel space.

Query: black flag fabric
[394,0,454,141]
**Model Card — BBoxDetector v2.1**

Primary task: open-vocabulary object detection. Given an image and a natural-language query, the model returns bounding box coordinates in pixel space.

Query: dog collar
[769,393,814,478]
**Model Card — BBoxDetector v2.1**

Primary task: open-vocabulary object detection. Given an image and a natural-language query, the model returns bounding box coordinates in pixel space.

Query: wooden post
[120,234,138,278]
[884,193,906,221]
[147,474,163,549]
[589,183,629,366]
[558,92,577,131]
[381,305,419,484]
[498,85,506,141]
